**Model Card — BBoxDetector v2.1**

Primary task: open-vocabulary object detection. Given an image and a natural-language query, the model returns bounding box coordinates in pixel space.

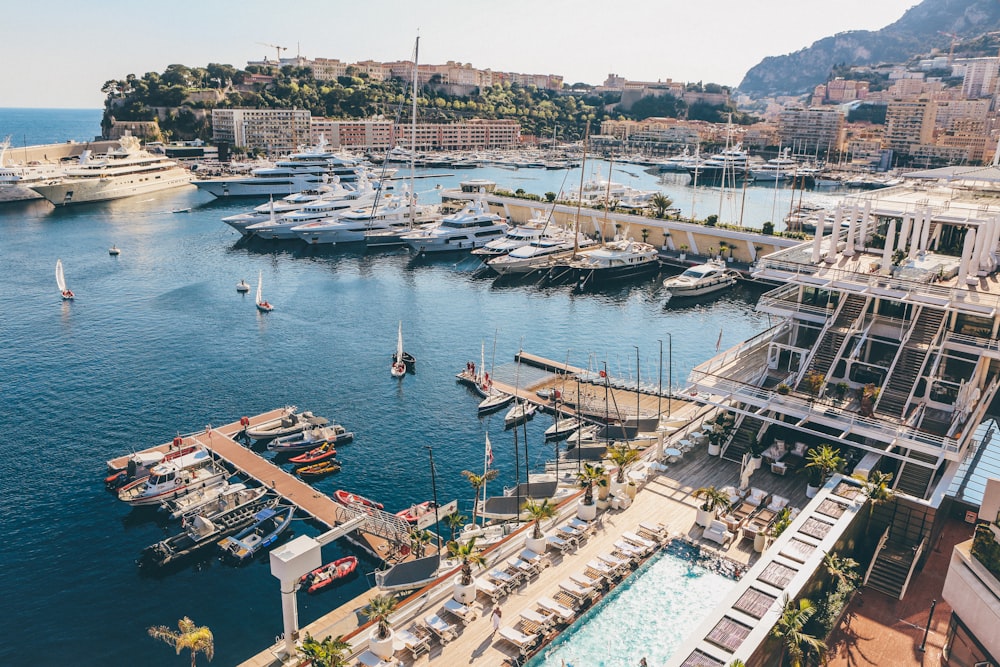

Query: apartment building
[884,99,936,154]
[309,58,349,81]
[309,118,520,151]
[777,107,843,155]
[211,108,312,153]
[959,57,999,98]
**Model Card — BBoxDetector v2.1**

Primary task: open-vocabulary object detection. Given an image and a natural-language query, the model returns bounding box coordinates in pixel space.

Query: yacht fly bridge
[690,195,1000,501]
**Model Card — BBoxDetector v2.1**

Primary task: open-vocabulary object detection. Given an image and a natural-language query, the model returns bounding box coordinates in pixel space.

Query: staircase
[894,451,939,499]
[876,309,944,418]
[865,543,917,599]
[803,293,868,380]
[722,413,766,464]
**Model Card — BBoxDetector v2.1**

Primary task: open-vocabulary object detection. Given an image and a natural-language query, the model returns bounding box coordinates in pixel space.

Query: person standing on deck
[491,605,502,635]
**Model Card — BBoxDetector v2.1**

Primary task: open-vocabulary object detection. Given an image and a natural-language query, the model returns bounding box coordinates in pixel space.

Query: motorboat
[295,460,342,478]
[662,261,739,299]
[0,137,65,203]
[488,232,598,276]
[30,135,191,206]
[333,489,384,509]
[685,144,751,184]
[218,504,295,562]
[569,239,661,288]
[559,171,657,209]
[402,197,507,253]
[478,391,514,415]
[236,279,250,293]
[176,484,270,523]
[117,447,227,507]
[160,481,246,520]
[471,211,559,258]
[267,424,352,453]
[287,441,337,465]
[291,190,437,246]
[751,150,797,183]
[504,400,537,428]
[395,501,438,524]
[247,408,327,440]
[55,259,74,300]
[263,179,384,241]
[300,556,358,594]
[108,244,121,256]
[104,444,200,490]
[221,190,332,235]
[139,495,277,567]
[255,270,273,313]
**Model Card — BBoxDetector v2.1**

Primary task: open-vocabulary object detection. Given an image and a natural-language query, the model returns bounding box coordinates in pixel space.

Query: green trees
[522,498,557,539]
[804,444,845,489]
[606,443,641,483]
[364,594,397,641]
[147,617,215,667]
[461,468,499,527]
[446,537,486,586]
[297,633,351,667]
[771,595,825,667]
[693,486,731,514]
[576,462,608,505]
[649,193,674,219]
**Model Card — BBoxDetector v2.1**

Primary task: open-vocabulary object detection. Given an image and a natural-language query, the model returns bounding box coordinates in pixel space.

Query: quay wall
[442,189,801,264]
[2,140,119,165]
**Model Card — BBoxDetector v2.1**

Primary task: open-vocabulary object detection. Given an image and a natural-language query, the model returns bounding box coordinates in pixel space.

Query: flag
[485,433,494,467]
[715,328,723,352]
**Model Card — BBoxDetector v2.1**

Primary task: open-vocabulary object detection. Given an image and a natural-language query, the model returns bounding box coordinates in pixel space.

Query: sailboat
[255,270,273,312]
[391,321,407,377]
[55,259,74,300]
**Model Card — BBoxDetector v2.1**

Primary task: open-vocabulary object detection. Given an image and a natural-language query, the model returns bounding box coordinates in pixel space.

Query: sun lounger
[554,590,582,610]
[569,517,596,536]
[638,521,670,540]
[356,650,400,667]
[395,628,430,658]
[423,614,457,643]
[519,608,554,631]
[622,531,657,552]
[506,557,538,580]
[488,568,518,588]
[557,524,584,541]
[536,596,575,623]
[442,598,476,625]
[586,558,616,578]
[497,626,538,656]
[477,577,506,603]
[546,534,576,553]
[612,540,643,559]
[519,548,546,570]
[559,578,595,600]
[597,552,630,572]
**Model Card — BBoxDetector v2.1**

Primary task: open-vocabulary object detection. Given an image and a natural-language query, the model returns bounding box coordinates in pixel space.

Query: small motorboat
[300,555,358,594]
[478,391,514,415]
[109,244,121,256]
[334,489,383,510]
[395,501,438,524]
[662,261,739,300]
[536,388,562,401]
[117,448,227,507]
[159,480,243,520]
[295,460,342,478]
[104,444,199,490]
[287,441,337,465]
[172,207,191,214]
[247,408,328,441]
[236,279,250,293]
[267,424,352,453]
[504,400,537,428]
[544,416,581,440]
[217,504,295,563]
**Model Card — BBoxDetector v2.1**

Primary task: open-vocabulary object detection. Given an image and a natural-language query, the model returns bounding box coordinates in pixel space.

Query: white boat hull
[31,168,192,205]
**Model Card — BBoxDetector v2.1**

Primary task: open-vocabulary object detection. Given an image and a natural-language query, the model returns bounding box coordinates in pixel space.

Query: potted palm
[365,594,397,660]
[576,462,607,521]
[606,443,641,498]
[803,444,845,497]
[693,485,731,528]
[522,498,557,554]
[447,537,485,604]
[678,244,688,261]
[748,436,767,471]
[297,633,351,667]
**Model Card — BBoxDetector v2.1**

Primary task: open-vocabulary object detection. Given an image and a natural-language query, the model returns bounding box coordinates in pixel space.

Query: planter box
[369,629,395,660]
[454,579,477,605]
[577,499,598,521]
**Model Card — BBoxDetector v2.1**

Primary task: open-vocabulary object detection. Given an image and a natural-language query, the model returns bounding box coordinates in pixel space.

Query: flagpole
[482,433,491,526]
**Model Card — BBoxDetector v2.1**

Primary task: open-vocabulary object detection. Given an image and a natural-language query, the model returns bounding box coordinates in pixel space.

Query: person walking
[491,605,502,635]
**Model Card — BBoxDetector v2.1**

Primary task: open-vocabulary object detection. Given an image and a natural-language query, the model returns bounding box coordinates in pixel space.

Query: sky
[4,0,920,109]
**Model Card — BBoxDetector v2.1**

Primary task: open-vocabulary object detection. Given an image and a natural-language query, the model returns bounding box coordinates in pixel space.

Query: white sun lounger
[571,571,602,588]
[442,598,476,625]
[536,596,575,623]
[498,625,538,655]
[586,559,616,577]
[395,628,430,657]
[477,577,506,603]
[519,608,554,630]
[569,517,596,536]
[559,578,594,600]
[597,552,630,571]
[519,548,546,569]
[557,524,584,541]
[613,540,643,559]
[506,557,538,579]
[622,531,657,551]
[423,614,457,643]
[638,521,670,540]
[546,534,575,553]
[488,568,518,587]
[356,650,400,667]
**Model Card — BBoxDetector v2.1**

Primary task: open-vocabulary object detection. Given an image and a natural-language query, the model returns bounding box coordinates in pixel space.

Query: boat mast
[572,120,590,258]
[408,35,418,228]
[603,154,614,241]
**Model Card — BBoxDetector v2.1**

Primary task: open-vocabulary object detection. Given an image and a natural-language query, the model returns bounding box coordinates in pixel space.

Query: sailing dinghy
[255,270,273,312]
[56,259,74,300]
[391,321,407,377]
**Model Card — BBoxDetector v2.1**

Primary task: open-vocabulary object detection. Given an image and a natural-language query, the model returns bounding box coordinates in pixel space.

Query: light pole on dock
[633,345,640,428]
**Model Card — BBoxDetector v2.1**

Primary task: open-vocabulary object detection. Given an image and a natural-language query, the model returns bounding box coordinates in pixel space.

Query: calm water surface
[0,109,778,666]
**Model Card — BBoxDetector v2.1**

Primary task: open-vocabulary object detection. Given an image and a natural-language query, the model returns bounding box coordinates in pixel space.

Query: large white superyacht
[29,135,191,205]
[401,197,507,253]
[0,137,66,203]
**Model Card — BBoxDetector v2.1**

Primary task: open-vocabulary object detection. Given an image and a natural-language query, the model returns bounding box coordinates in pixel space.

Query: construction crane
[938,31,960,65]
[256,42,287,63]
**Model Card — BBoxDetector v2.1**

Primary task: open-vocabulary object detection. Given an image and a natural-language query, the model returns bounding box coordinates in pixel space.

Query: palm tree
[606,443,641,483]
[649,192,673,219]
[364,594,397,641]
[854,470,895,534]
[693,485,731,515]
[447,536,486,586]
[461,468,499,527]
[804,444,845,488]
[147,617,215,667]
[445,512,468,542]
[771,595,825,667]
[297,633,351,667]
[522,498,557,539]
[823,552,860,592]
[409,529,433,558]
[576,462,607,505]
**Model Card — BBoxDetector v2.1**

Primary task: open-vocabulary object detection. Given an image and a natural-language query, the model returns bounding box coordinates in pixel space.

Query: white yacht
[662,260,740,298]
[471,210,561,258]
[561,173,657,209]
[221,187,345,235]
[247,179,387,240]
[488,232,599,276]
[292,191,437,245]
[569,238,661,286]
[751,149,797,183]
[686,144,751,184]
[30,135,191,206]
[656,147,698,173]
[402,198,507,253]
[0,137,66,203]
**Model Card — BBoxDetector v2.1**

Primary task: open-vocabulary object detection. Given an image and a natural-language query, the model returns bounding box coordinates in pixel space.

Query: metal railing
[691,321,791,377]
[863,526,891,587]
[899,536,928,600]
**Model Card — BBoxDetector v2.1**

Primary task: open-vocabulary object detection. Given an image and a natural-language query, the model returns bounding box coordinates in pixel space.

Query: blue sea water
[0,109,776,666]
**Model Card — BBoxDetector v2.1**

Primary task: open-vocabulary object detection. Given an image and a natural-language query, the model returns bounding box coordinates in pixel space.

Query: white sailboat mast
[409,35,418,226]
[573,120,590,257]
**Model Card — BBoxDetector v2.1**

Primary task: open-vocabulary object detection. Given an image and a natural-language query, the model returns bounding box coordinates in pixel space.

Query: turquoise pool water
[526,542,735,667]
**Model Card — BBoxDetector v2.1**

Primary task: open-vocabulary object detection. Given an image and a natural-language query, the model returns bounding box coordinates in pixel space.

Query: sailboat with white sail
[55,259,74,300]
[391,321,407,377]
[255,270,273,313]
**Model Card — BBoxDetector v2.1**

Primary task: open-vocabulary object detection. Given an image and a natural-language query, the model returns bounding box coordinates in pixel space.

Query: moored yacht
[221,186,350,235]
[293,189,437,245]
[488,231,599,276]
[751,150,797,183]
[661,260,739,299]
[685,144,751,185]
[568,238,661,287]
[402,197,507,253]
[247,179,388,240]
[0,137,66,203]
[30,135,191,206]
[471,210,561,258]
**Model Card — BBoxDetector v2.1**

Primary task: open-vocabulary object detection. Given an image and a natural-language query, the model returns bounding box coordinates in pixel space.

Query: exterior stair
[875,309,944,418]
[803,293,867,380]
[722,413,766,464]
[894,451,939,499]
[865,543,916,599]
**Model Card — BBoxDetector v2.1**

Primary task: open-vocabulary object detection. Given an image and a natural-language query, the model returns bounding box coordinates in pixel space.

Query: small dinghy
[287,441,337,465]
[295,460,342,478]
[236,279,250,293]
[267,424,352,453]
[395,500,438,524]
[109,244,121,256]
[247,408,328,441]
[334,489,383,510]
[300,556,358,594]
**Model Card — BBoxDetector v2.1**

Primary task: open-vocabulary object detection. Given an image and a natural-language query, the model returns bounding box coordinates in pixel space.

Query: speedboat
[300,556,358,594]
[246,407,327,440]
[295,460,342,478]
[160,481,247,520]
[117,449,228,507]
[334,489,384,509]
[471,211,558,258]
[218,505,295,562]
[662,261,739,299]
[395,500,438,524]
[287,441,337,465]
[402,197,507,253]
[104,444,200,491]
[267,424,352,453]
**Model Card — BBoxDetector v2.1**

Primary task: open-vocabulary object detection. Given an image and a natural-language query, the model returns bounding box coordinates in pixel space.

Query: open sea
[0,109,798,666]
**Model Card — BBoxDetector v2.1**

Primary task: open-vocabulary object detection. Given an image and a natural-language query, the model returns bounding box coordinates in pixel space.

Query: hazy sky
[5,0,920,108]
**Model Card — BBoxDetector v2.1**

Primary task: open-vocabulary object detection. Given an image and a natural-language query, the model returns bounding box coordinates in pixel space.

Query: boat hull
[31,168,192,205]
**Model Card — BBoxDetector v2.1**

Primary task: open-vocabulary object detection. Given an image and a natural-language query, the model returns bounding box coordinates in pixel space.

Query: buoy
[172,436,183,447]
[240,416,250,427]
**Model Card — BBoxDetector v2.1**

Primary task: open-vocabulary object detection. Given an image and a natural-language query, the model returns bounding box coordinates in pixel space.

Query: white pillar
[881,219,897,275]
[972,222,988,276]
[844,204,857,257]
[978,218,995,274]
[898,214,912,256]
[990,216,1000,269]
[858,200,871,249]
[281,578,299,657]
[908,212,923,260]
[919,209,931,253]
[812,217,824,264]
[270,536,322,659]
[958,227,976,283]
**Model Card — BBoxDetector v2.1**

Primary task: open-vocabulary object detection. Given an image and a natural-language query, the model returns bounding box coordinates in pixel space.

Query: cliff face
[739,0,1000,96]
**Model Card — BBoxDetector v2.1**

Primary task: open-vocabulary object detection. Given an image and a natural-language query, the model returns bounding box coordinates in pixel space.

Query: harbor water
[0,109,786,666]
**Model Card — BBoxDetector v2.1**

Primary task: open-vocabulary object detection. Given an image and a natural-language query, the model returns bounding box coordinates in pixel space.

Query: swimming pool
[526,541,736,667]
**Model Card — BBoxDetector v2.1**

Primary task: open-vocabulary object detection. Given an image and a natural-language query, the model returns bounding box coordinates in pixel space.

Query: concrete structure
[211,108,311,154]
[309,118,520,151]
[884,99,936,155]
[960,57,1000,99]
[777,107,843,157]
